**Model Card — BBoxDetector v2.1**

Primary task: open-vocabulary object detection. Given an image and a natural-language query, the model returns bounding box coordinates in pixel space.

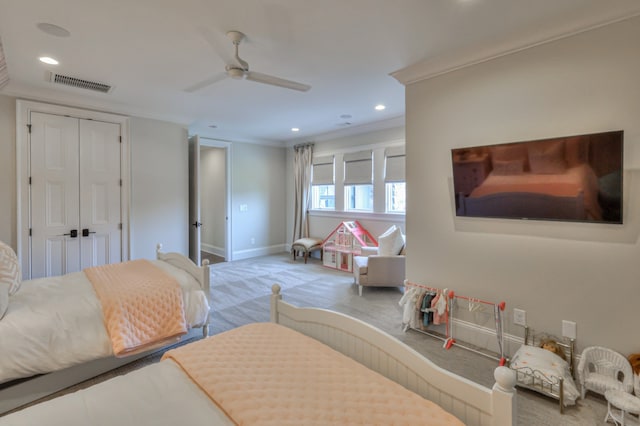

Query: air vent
[47,71,112,93]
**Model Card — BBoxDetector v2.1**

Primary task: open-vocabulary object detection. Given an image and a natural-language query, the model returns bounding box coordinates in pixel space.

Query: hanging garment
[398,287,420,330]
[431,290,448,325]
[422,292,435,327]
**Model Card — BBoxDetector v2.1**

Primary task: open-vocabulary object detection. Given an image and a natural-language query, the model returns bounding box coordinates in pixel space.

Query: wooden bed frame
[0,245,210,415]
[270,284,517,426]
[457,191,586,221]
[508,326,576,414]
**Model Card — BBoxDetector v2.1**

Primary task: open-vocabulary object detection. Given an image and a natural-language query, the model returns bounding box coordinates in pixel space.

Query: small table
[605,389,640,426]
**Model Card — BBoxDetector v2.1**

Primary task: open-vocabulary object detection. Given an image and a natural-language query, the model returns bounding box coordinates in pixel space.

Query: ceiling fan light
[227,67,244,79]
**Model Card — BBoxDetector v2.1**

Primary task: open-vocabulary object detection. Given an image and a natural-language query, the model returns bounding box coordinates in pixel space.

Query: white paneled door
[30,112,122,278]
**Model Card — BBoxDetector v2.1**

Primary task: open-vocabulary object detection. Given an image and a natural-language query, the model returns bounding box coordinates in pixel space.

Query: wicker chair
[577,346,634,399]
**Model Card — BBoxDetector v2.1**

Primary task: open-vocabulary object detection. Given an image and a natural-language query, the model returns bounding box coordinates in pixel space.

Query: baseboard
[449,320,582,366]
[449,318,523,360]
[233,244,287,261]
[201,243,224,258]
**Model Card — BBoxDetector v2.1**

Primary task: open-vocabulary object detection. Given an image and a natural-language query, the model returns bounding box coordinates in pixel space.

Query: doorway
[199,138,231,262]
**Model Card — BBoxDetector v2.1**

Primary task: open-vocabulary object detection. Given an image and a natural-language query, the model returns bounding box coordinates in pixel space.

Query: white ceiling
[1,0,639,146]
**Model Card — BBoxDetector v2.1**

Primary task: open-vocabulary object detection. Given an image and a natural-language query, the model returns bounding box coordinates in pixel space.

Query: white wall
[285,126,406,250]
[231,142,287,259]
[129,117,189,260]
[200,146,226,255]
[404,17,640,354]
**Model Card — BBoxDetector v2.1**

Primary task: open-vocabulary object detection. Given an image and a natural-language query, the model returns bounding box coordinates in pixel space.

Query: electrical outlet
[513,308,527,326]
[562,320,577,339]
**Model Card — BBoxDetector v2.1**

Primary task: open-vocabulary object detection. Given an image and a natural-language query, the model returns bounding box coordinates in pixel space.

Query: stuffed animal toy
[539,338,566,361]
[628,353,640,375]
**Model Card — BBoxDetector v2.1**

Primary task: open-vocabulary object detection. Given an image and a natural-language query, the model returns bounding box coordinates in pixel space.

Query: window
[384,147,405,213]
[345,184,373,211]
[344,150,373,212]
[311,155,334,209]
[386,182,406,213]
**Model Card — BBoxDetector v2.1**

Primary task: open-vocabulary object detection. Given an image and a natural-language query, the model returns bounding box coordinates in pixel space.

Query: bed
[0,244,210,415]
[0,285,517,426]
[457,163,601,221]
[508,326,579,413]
[455,136,604,222]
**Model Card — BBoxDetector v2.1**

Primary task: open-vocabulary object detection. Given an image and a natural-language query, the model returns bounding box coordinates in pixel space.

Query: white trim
[391,12,640,86]
[16,99,130,278]
[201,243,225,258]
[232,244,286,261]
[309,209,405,223]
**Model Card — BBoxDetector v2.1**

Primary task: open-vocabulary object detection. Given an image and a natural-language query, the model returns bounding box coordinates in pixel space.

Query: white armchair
[577,346,634,399]
[353,245,405,296]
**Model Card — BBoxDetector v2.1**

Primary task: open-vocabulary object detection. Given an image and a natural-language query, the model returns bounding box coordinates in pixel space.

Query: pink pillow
[492,159,525,175]
[490,144,528,171]
[528,140,567,174]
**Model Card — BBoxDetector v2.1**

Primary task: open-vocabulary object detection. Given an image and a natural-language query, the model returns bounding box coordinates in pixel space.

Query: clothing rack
[447,290,507,366]
[401,281,451,347]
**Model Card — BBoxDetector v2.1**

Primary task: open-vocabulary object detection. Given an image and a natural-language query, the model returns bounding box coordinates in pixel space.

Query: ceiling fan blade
[245,71,311,92]
[183,72,227,92]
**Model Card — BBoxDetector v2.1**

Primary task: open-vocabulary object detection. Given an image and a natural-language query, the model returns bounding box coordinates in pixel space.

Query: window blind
[384,146,405,183]
[312,155,334,185]
[344,150,373,185]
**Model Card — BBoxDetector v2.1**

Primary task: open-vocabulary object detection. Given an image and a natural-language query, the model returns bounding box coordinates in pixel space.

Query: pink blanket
[85,259,187,357]
[163,323,463,425]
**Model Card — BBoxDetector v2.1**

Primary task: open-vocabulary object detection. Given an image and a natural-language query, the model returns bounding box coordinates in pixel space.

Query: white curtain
[293,143,314,241]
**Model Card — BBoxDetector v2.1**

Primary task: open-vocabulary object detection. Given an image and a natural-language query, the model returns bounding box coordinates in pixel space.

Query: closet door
[29,113,122,278]
[30,113,81,278]
[79,120,122,269]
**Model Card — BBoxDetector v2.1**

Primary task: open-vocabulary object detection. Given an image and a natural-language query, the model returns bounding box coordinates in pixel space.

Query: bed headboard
[524,326,576,375]
[155,244,210,293]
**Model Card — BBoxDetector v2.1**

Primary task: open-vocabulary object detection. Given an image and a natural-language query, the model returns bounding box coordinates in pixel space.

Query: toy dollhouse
[322,221,377,272]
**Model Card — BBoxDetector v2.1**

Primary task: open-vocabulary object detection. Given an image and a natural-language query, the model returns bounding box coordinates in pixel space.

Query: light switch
[562,320,577,339]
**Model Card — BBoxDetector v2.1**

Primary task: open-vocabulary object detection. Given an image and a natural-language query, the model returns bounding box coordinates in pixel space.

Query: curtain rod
[294,142,314,149]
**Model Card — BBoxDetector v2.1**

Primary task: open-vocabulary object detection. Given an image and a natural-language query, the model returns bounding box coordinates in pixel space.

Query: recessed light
[375,104,386,111]
[39,57,59,65]
[36,23,71,38]
[291,128,300,132]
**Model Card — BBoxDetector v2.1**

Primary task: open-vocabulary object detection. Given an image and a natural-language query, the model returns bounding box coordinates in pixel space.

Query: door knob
[82,229,96,237]
[62,229,78,238]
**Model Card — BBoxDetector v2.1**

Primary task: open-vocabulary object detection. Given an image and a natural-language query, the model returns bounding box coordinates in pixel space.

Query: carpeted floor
[9,253,611,425]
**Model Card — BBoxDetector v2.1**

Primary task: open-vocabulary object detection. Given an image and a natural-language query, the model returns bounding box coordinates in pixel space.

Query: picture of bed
[452,130,623,224]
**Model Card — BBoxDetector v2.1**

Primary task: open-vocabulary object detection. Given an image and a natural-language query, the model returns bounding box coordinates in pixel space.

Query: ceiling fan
[186,30,311,93]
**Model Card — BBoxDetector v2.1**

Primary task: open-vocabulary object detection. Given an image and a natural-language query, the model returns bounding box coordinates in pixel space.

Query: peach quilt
[85,259,187,357]
[163,322,463,425]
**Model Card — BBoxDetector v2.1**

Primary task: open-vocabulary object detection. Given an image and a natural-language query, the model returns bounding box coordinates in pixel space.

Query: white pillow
[0,240,22,295]
[378,225,397,239]
[378,226,405,256]
[0,282,8,320]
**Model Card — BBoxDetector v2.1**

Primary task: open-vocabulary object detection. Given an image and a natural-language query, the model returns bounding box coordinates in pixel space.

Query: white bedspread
[0,260,209,385]
[0,361,233,426]
[510,345,580,405]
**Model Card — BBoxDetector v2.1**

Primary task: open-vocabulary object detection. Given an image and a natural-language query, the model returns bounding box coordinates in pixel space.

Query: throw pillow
[528,140,567,174]
[492,159,524,175]
[378,225,397,239]
[0,282,8,320]
[378,226,404,256]
[0,240,22,295]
